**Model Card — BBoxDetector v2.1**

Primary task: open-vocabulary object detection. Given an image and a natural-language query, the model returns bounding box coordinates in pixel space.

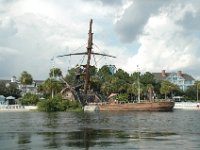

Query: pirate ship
[58,19,174,112]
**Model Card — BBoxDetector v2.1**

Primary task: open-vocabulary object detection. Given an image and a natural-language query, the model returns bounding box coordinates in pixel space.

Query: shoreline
[0,105,37,112]
[174,102,200,110]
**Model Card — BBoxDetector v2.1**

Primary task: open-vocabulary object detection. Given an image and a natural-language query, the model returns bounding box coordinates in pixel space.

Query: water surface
[0,110,200,150]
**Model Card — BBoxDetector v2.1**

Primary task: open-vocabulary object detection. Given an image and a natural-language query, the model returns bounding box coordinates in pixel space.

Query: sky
[0,0,200,80]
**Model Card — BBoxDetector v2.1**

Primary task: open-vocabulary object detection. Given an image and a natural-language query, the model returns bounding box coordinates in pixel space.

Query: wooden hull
[98,101,175,112]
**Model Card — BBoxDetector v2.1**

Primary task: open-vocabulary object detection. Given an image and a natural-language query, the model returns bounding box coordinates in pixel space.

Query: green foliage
[0,81,21,98]
[20,93,39,105]
[37,94,82,112]
[38,78,63,98]
[19,71,33,85]
[184,85,197,100]
[130,72,139,83]
[115,93,129,102]
[127,83,138,95]
[49,68,62,78]
[89,66,97,76]
[114,69,130,83]
[98,65,112,79]
[140,72,155,85]
[160,80,178,99]
[65,68,76,85]
[90,75,101,92]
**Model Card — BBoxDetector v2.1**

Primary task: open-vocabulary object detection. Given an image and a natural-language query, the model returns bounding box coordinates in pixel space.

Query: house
[0,95,16,105]
[0,95,7,105]
[6,96,16,105]
[107,65,117,75]
[153,70,195,91]
[0,76,44,96]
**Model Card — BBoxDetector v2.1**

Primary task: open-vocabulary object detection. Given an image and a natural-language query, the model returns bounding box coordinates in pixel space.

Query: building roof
[0,79,44,84]
[6,96,15,100]
[152,71,195,81]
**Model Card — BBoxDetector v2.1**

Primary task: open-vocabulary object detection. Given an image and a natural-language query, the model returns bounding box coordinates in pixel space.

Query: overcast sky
[0,0,200,80]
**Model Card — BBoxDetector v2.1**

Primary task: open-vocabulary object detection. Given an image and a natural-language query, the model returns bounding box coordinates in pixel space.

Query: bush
[37,94,82,112]
[115,93,129,102]
[20,93,39,105]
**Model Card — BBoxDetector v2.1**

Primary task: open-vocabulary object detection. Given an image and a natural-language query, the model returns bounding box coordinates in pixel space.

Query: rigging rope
[72,43,87,53]
[79,55,86,65]
[93,54,98,67]
[67,55,71,71]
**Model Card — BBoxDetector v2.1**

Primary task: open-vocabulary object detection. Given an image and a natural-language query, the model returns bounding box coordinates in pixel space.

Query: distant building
[107,65,117,75]
[0,95,16,105]
[152,70,195,91]
[6,96,16,105]
[0,76,44,96]
[18,80,44,96]
[0,95,7,105]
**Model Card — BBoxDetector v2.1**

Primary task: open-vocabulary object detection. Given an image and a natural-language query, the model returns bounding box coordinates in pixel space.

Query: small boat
[59,19,175,112]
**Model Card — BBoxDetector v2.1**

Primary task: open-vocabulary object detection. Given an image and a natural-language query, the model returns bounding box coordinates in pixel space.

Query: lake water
[0,109,200,150]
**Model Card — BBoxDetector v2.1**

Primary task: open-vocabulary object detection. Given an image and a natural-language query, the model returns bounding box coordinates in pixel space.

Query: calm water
[0,110,200,150]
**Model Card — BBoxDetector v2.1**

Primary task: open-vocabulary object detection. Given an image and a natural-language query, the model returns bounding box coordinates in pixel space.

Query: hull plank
[98,101,174,112]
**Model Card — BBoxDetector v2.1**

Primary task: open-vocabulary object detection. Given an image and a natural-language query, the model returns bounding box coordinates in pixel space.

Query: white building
[153,70,195,91]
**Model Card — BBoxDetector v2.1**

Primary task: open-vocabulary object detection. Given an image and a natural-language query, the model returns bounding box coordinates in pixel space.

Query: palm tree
[39,78,63,98]
[19,71,33,94]
[146,84,154,101]
[49,68,62,79]
[127,83,138,101]
[160,80,177,99]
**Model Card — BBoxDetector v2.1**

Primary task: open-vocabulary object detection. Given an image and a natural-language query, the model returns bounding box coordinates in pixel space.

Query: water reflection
[35,129,177,149]
[18,133,31,150]
[43,113,59,129]
[0,110,200,149]
[66,128,127,149]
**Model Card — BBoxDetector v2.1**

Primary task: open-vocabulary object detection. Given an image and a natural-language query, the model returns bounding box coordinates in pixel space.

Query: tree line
[0,66,199,111]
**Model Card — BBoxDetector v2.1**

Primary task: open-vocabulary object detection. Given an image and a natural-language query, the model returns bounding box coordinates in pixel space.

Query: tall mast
[57,19,116,100]
[84,19,93,94]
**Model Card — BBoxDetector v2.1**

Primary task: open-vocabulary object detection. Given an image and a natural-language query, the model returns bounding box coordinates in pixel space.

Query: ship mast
[57,19,116,95]
[84,19,93,94]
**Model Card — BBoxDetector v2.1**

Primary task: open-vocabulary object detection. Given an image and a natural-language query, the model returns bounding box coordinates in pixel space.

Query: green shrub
[115,93,128,102]
[37,94,82,112]
[20,93,39,105]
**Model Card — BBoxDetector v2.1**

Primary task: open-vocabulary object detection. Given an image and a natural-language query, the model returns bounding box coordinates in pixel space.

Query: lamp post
[51,57,55,98]
[137,65,140,103]
[197,83,200,102]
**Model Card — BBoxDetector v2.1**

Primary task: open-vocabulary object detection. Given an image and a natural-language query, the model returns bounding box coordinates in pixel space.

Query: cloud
[114,0,170,43]
[0,0,119,79]
[83,0,123,6]
[122,0,200,78]
[0,16,17,38]
[0,0,200,80]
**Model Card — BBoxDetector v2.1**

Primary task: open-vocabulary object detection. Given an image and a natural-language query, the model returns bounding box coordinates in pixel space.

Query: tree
[49,68,62,79]
[0,81,21,98]
[19,71,33,85]
[114,68,130,83]
[160,80,178,99]
[98,65,112,78]
[127,83,138,101]
[130,72,140,83]
[38,78,63,98]
[184,85,196,100]
[37,94,81,112]
[140,72,155,86]
[146,84,154,101]
[101,81,113,95]
[20,93,39,105]
[65,68,77,85]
